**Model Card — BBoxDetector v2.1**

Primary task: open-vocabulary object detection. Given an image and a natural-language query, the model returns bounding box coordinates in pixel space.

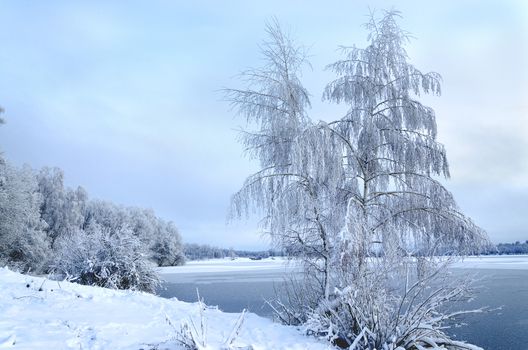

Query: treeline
[0,157,184,292]
[481,241,528,255]
[183,243,282,261]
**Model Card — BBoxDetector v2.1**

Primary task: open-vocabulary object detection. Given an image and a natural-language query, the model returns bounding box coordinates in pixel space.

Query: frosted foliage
[151,221,184,267]
[37,167,87,248]
[84,200,129,232]
[46,194,182,292]
[0,113,183,279]
[226,20,311,171]
[52,222,160,293]
[323,12,487,265]
[318,13,488,348]
[305,263,484,350]
[228,21,348,299]
[83,200,185,268]
[0,163,49,273]
[128,207,160,243]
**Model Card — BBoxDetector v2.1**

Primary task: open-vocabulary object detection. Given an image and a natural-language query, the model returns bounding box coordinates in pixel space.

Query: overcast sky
[0,1,526,249]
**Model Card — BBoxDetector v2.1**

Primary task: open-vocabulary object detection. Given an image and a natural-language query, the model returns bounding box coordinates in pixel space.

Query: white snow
[0,267,331,350]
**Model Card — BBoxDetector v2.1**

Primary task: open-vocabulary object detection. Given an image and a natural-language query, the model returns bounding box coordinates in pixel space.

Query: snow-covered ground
[0,267,330,350]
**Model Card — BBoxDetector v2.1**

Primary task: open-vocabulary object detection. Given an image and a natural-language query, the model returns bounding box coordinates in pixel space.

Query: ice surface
[451,255,528,270]
[157,255,528,277]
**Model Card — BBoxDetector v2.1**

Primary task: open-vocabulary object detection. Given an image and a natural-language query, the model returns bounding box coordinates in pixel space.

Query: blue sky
[0,1,526,249]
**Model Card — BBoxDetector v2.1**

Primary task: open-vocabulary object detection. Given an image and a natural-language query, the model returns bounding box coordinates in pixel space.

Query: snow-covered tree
[37,167,87,248]
[50,196,184,291]
[83,200,129,232]
[229,11,489,349]
[151,221,184,266]
[0,163,49,272]
[324,11,485,269]
[0,108,183,281]
[227,20,348,303]
[84,202,185,266]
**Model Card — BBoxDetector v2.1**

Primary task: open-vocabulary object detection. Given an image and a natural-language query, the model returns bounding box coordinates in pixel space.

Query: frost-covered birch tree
[226,21,348,306]
[324,12,486,271]
[228,11,488,350]
[304,11,489,349]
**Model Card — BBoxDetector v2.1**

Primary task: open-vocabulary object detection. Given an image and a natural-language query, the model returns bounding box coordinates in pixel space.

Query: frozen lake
[158,258,298,317]
[158,256,528,350]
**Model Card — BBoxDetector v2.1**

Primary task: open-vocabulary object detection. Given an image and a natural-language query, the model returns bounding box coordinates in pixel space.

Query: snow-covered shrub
[268,273,323,326]
[51,222,159,293]
[303,262,483,350]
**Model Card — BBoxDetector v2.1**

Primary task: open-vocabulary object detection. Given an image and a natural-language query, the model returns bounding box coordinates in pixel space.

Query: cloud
[441,105,528,188]
[0,1,526,248]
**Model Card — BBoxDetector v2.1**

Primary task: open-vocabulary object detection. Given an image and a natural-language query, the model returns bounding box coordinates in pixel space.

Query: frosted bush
[51,222,159,293]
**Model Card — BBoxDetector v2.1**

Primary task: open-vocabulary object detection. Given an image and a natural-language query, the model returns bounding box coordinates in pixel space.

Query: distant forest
[184,241,528,260]
[481,240,528,255]
[183,243,282,261]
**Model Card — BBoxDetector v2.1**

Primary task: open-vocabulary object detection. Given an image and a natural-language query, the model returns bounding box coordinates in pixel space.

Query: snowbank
[0,267,331,349]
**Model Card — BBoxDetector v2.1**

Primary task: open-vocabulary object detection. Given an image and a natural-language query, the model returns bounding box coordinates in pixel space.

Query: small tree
[37,167,87,249]
[151,221,185,266]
